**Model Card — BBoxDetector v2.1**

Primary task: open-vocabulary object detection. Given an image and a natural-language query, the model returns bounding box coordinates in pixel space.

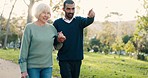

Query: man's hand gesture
[88,9,95,18]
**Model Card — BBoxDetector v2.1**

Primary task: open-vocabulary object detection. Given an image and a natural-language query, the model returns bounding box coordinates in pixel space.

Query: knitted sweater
[19,23,57,72]
[53,16,94,61]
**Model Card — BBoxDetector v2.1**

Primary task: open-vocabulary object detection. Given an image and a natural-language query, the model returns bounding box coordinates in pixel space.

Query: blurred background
[0,0,148,60]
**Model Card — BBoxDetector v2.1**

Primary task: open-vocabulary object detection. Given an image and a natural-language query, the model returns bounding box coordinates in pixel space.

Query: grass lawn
[0,49,148,78]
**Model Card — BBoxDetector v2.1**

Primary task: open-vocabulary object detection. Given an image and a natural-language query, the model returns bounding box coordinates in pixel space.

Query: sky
[0,0,146,22]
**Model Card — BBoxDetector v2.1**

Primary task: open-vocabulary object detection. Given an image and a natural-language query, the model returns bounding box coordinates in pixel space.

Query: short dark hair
[64,0,74,8]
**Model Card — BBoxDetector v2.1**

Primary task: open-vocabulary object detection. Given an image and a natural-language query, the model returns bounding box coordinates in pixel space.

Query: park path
[0,59,59,78]
[0,58,21,78]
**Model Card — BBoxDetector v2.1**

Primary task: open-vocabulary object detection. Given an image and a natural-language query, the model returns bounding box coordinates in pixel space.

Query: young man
[53,0,95,78]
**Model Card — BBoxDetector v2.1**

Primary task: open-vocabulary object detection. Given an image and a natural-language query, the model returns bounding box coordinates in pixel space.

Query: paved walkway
[0,59,21,78]
[0,59,59,78]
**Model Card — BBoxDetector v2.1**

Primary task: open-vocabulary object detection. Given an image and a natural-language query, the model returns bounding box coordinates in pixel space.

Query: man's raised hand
[88,9,95,18]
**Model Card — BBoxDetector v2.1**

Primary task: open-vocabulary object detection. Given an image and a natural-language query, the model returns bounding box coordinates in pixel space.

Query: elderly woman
[19,3,66,78]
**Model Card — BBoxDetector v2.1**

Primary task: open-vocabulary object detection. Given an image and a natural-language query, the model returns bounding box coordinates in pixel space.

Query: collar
[63,17,75,23]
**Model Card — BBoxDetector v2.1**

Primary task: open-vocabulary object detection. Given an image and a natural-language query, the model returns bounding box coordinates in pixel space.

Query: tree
[100,21,116,45]
[23,0,41,23]
[105,12,123,37]
[133,0,148,54]
[88,37,101,52]
[111,37,125,57]
[133,16,148,54]
[122,35,132,44]
[96,21,115,54]
[124,41,135,54]
[4,0,17,48]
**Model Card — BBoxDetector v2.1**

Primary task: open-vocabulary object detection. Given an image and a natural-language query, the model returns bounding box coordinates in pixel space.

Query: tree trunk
[23,0,41,23]
[27,4,33,23]
[4,0,17,48]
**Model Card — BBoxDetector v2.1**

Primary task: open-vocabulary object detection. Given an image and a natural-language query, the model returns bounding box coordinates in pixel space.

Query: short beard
[66,13,74,20]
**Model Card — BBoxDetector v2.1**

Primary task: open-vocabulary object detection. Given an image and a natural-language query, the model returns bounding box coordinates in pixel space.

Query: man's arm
[80,9,95,28]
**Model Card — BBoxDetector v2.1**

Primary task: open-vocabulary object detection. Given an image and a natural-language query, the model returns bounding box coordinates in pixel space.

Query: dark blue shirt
[53,16,94,60]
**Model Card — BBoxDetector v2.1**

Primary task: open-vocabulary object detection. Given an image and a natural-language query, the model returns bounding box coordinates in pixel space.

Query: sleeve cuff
[19,62,27,72]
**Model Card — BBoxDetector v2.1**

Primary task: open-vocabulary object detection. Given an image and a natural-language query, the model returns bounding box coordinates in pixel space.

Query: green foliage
[143,0,148,9]
[88,37,101,52]
[111,37,125,51]
[0,31,5,45]
[0,16,25,48]
[124,41,135,53]
[136,16,148,33]
[133,15,148,54]
[88,37,112,53]
[0,33,18,47]
[89,37,101,48]
[7,33,18,43]
[103,45,111,54]
[122,35,132,44]
[132,0,148,54]
[100,21,115,45]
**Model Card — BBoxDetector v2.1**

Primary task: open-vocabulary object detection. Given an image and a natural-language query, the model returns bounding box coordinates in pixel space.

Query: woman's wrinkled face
[38,11,51,23]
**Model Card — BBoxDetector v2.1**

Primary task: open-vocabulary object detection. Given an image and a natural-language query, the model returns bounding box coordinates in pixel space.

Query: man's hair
[63,0,74,8]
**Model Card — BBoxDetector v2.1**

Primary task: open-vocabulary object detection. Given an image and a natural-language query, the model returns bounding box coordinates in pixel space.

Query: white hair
[33,2,51,19]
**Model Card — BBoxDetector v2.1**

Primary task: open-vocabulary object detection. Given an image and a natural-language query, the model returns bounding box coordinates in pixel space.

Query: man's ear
[62,8,65,11]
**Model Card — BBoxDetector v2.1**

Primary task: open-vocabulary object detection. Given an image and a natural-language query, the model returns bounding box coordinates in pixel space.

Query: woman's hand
[21,71,28,78]
[57,31,66,43]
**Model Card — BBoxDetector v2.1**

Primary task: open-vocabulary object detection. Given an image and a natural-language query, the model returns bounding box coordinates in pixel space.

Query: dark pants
[59,60,82,78]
